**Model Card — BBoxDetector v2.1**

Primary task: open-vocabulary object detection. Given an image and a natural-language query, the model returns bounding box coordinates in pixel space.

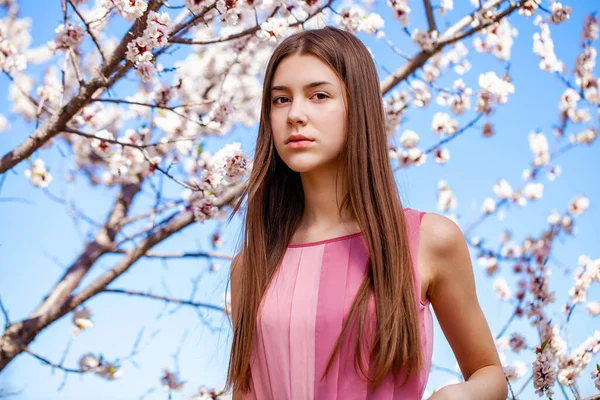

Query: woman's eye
[272,93,329,104]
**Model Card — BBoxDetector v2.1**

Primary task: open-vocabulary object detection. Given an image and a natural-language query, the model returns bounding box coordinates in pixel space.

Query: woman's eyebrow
[270,81,333,92]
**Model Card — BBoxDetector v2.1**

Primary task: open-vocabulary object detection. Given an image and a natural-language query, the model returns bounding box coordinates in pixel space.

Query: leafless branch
[101,288,226,313]
[108,249,234,260]
[67,0,106,62]
[0,297,9,330]
[422,0,437,32]
[23,348,85,374]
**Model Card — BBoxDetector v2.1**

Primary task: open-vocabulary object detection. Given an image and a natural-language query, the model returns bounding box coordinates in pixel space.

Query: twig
[67,0,106,63]
[423,0,437,32]
[101,288,226,313]
[0,297,10,330]
[109,249,233,260]
[23,348,85,374]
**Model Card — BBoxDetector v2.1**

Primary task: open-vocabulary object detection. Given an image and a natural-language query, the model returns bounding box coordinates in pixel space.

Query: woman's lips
[286,140,314,149]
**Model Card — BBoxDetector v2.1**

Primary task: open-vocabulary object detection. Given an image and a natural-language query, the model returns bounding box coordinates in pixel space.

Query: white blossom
[533,16,565,73]
[24,158,53,188]
[113,0,148,21]
[568,195,590,216]
[256,17,289,44]
[212,142,248,184]
[586,301,600,316]
[410,80,431,107]
[50,23,85,50]
[434,148,450,164]
[399,129,419,148]
[482,197,496,213]
[387,0,410,27]
[523,182,544,200]
[528,132,549,167]
[493,277,511,300]
[431,112,458,136]
[412,29,438,52]
[519,0,540,17]
[493,179,513,199]
[548,3,571,25]
[72,306,94,334]
[437,180,457,212]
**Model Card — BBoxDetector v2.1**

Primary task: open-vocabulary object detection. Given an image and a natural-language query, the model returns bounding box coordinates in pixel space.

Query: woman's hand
[428,383,471,400]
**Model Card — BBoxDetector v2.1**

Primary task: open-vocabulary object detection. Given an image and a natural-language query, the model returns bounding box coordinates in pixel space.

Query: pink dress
[244,208,433,400]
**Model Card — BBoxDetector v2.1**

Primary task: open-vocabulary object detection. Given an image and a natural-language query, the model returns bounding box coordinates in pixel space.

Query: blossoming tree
[0,0,598,398]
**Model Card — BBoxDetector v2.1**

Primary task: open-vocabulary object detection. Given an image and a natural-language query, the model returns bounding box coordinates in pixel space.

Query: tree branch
[422,0,437,32]
[23,348,85,374]
[101,289,226,313]
[67,0,106,63]
[0,0,163,174]
[108,249,234,260]
[381,0,520,95]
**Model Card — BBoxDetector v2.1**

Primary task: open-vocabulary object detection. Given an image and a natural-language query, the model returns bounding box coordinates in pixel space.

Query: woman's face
[269,53,348,174]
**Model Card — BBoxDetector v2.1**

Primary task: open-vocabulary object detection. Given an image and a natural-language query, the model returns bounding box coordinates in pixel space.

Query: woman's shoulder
[418,212,465,257]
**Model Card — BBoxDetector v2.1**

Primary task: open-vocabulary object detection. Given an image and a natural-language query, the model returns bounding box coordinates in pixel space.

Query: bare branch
[0,297,9,330]
[67,0,106,62]
[422,0,437,32]
[68,180,245,310]
[101,289,226,313]
[108,249,234,260]
[24,348,85,374]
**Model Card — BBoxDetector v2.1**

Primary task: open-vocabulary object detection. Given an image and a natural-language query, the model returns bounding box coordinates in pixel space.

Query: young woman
[224,26,507,400]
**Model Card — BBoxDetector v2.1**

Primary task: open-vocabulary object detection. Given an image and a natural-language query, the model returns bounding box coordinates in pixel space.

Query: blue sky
[0,1,599,399]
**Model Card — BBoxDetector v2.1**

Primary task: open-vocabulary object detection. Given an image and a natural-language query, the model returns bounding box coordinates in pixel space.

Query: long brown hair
[224,26,422,395]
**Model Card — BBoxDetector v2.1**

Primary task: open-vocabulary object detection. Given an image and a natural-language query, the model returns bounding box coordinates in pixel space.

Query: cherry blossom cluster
[532,339,557,397]
[107,0,148,21]
[568,255,600,305]
[335,6,384,36]
[426,43,471,78]
[533,15,566,73]
[256,17,289,44]
[48,23,85,51]
[0,16,27,73]
[556,331,600,387]
[412,29,438,52]
[559,88,592,125]
[436,180,458,214]
[24,158,53,188]
[548,2,572,25]
[78,353,123,380]
[383,90,409,138]
[519,0,541,17]
[181,142,249,223]
[390,128,427,168]
[72,306,93,335]
[125,11,172,82]
[436,79,473,115]
[473,18,517,61]
[476,71,515,115]
[386,0,410,27]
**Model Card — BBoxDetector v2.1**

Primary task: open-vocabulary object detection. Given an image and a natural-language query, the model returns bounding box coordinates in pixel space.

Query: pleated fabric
[243,208,433,400]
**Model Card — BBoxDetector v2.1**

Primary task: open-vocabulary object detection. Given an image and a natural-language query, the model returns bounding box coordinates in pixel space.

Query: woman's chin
[283,161,319,174]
